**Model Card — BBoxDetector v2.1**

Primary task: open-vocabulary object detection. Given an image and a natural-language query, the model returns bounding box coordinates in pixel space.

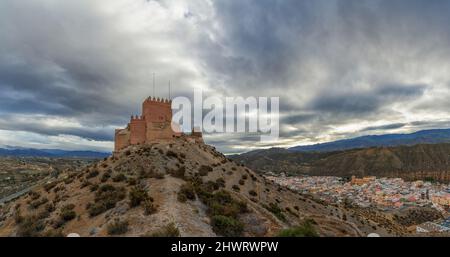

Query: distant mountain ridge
[289,128,450,152]
[0,147,110,158]
[232,143,450,182]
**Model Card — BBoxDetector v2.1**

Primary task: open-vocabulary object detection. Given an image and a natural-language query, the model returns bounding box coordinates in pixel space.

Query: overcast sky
[1,0,450,153]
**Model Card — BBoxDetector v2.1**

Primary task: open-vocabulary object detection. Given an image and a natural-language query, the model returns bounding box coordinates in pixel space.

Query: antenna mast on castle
[152,72,155,97]
[169,80,171,99]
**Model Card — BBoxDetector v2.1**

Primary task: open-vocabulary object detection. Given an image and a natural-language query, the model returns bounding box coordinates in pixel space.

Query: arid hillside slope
[0,139,413,237]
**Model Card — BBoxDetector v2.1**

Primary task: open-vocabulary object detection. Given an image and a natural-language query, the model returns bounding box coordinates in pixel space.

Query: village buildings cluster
[266,174,450,233]
[266,174,450,212]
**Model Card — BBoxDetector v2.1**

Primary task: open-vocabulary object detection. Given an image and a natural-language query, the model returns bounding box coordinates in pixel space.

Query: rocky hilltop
[0,139,376,237]
[232,144,450,182]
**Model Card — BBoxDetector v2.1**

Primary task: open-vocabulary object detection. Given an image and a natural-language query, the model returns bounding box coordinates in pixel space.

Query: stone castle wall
[114,97,201,152]
[114,128,130,152]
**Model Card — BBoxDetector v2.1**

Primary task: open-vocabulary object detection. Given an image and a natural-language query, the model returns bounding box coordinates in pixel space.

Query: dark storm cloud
[196,0,450,151]
[308,84,426,115]
[280,113,316,126]
[0,63,127,121]
[204,0,449,92]
[0,116,114,141]
[409,120,450,130]
[0,0,450,153]
[360,123,407,132]
[199,0,319,93]
[0,0,201,151]
[0,1,140,125]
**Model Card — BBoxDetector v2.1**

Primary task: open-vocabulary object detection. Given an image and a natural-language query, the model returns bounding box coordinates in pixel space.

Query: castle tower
[129,115,146,145]
[142,97,175,141]
[114,96,190,152]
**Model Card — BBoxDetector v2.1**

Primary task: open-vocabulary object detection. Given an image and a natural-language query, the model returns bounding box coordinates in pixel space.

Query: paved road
[0,181,46,205]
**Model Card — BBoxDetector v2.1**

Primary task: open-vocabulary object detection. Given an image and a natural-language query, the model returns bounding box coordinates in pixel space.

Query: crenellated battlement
[144,96,172,105]
[130,115,145,121]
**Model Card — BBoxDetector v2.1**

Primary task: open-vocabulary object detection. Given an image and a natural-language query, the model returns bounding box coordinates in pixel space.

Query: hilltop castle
[114,97,202,152]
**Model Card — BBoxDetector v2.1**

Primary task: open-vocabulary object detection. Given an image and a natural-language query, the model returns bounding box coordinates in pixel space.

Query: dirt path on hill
[154,176,216,236]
